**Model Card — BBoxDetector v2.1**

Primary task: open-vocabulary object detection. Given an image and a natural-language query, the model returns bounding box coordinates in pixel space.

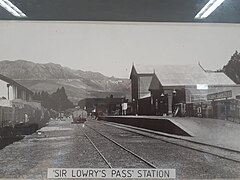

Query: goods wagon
[0,99,50,137]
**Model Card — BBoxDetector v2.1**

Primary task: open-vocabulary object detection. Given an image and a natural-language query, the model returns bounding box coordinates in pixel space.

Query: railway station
[1,0,240,179]
[130,63,240,123]
[1,64,240,179]
[1,66,240,179]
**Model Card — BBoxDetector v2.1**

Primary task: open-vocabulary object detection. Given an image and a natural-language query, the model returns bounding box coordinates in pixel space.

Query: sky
[0,21,240,78]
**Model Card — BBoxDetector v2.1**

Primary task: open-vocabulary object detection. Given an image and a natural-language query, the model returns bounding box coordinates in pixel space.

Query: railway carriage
[72,108,87,123]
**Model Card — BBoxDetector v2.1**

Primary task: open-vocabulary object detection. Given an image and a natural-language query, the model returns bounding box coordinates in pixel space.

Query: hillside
[0,60,131,103]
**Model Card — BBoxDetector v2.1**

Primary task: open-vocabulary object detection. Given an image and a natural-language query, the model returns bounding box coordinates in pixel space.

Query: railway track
[80,124,157,169]
[87,120,240,163]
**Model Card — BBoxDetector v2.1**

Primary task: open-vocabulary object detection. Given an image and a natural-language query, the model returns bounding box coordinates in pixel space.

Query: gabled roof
[130,65,138,79]
[134,64,235,86]
[0,74,33,94]
[149,73,162,90]
[133,64,155,74]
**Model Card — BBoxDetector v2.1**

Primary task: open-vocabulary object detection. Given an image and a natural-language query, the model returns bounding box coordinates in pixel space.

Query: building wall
[164,89,173,114]
[0,79,32,101]
[131,75,138,101]
[138,97,152,115]
[0,79,8,99]
[161,87,185,115]
[138,76,152,99]
[0,79,15,100]
[9,85,15,100]
[12,86,17,99]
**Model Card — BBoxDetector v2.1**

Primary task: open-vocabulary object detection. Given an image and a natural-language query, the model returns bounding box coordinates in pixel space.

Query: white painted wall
[0,79,18,101]
[12,86,17,99]
[0,79,9,100]
[9,85,14,100]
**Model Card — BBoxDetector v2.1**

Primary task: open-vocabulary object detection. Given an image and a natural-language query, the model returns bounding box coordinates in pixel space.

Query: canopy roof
[0,73,33,94]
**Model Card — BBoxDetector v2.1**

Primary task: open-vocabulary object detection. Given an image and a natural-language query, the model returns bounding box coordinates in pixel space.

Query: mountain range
[0,60,131,103]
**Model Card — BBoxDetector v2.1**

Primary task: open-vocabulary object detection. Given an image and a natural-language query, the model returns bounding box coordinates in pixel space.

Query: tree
[33,87,74,111]
[222,50,240,84]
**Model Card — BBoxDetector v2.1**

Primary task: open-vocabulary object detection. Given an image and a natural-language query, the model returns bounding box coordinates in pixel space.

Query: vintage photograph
[1,0,240,179]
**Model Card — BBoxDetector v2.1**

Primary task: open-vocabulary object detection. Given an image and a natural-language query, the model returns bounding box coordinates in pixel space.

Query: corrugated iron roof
[134,64,235,86]
[0,73,33,94]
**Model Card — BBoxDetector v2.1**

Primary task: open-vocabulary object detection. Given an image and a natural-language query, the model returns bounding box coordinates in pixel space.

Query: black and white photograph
[0,0,240,179]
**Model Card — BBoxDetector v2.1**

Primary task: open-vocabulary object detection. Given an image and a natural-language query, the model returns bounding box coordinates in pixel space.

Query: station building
[0,73,33,107]
[130,64,240,116]
[78,96,127,116]
[0,74,45,129]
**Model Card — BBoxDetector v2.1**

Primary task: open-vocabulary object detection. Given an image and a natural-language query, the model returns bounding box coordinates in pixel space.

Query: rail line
[80,124,157,168]
[80,127,112,168]
[87,120,240,163]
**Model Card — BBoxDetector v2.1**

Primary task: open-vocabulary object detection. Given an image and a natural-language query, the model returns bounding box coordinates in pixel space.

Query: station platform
[170,117,240,152]
[99,116,240,152]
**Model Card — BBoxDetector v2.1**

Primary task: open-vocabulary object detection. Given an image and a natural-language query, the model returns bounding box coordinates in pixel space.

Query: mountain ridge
[0,60,130,103]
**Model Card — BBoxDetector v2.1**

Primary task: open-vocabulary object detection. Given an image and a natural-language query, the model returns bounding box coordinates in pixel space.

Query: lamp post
[172,89,177,115]
[132,98,136,115]
[173,89,176,96]
[160,93,164,116]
